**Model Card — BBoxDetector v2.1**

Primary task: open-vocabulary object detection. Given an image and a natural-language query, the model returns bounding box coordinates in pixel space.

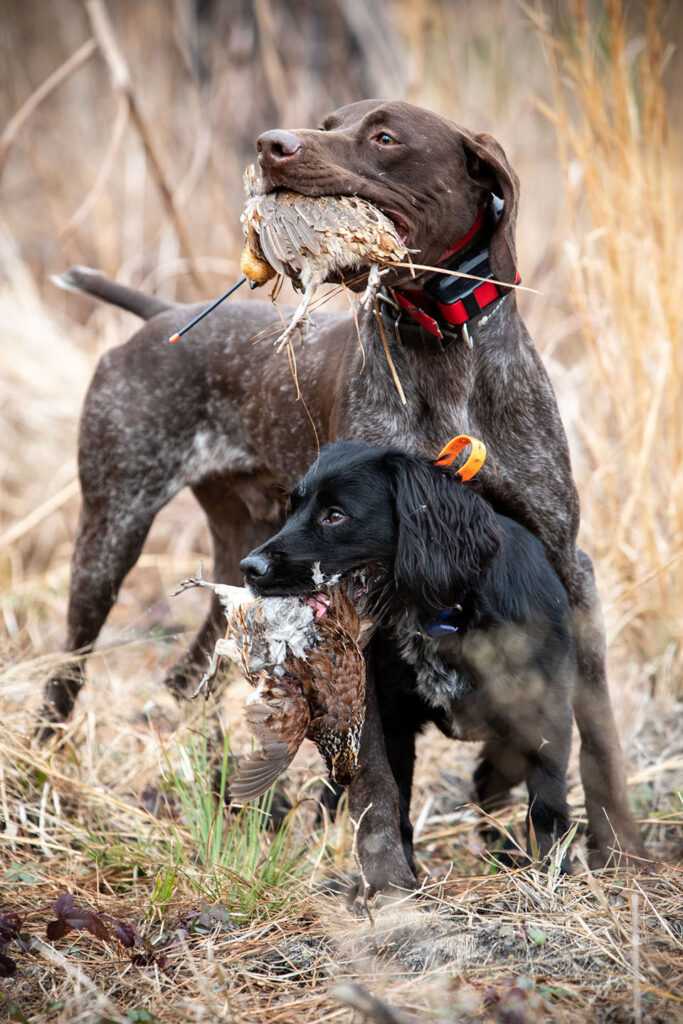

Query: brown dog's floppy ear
[461,130,520,284]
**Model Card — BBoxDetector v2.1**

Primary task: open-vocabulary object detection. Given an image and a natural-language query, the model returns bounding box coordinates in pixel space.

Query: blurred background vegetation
[0,4,681,1021]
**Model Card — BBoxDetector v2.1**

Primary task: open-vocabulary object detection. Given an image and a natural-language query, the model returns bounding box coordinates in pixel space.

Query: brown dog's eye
[321,509,346,525]
[374,132,396,146]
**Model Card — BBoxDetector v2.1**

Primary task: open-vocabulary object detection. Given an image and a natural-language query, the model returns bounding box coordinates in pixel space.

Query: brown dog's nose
[257,129,302,168]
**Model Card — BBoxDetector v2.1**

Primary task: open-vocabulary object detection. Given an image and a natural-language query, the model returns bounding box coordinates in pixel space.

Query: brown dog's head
[256,99,519,286]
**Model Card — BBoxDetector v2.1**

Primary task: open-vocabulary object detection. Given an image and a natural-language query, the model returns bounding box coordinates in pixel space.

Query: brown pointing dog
[44,100,646,895]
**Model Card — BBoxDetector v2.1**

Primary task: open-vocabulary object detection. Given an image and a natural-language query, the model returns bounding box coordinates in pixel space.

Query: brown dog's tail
[51,266,174,320]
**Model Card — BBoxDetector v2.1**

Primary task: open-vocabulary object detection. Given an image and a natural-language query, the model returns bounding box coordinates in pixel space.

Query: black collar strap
[376,195,520,350]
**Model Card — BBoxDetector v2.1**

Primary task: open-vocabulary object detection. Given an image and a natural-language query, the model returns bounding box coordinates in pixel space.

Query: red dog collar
[437,203,488,264]
[386,197,519,344]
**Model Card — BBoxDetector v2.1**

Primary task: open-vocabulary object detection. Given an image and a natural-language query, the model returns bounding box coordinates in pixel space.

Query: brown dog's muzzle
[257,129,303,178]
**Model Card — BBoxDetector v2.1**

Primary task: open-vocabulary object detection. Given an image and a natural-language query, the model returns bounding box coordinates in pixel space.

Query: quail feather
[240,164,409,349]
[173,565,373,800]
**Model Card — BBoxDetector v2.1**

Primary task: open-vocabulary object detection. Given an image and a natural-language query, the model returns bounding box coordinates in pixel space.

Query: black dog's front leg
[370,633,434,874]
[346,664,418,901]
[381,729,417,874]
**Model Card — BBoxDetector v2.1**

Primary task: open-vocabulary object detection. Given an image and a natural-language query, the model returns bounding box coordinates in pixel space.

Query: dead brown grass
[531,0,682,704]
[0,1,681,1022]
[0,677,681,1023]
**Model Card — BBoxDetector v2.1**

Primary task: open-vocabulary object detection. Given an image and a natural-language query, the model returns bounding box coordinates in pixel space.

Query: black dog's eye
[373,131,397,146]
[321,508,347,526]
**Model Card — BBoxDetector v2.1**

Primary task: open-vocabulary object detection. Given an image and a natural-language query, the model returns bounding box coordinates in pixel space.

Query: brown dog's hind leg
[163,578,225,701]
[38,498,160,738]
[569,550,647,865]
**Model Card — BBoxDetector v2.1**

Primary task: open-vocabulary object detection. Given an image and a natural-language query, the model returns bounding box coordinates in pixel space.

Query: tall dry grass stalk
[534,0,681,696]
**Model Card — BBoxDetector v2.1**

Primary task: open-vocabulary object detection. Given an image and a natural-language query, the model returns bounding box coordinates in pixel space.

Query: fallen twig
[388,260,541,294]
[0,39,97,179]
[373,299,406,405]
[0,479,79,551]
[331,982,421,1024]
[85,0,204,288]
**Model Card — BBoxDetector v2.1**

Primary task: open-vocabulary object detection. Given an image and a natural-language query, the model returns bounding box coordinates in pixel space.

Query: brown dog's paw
[587,845,653,874]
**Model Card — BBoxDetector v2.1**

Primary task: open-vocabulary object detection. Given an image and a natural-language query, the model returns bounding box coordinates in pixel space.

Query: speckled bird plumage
[240,164,408,349]
[173,565,372,800]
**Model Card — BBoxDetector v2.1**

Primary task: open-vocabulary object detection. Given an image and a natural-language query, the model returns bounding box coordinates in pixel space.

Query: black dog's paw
[345,858,419,915]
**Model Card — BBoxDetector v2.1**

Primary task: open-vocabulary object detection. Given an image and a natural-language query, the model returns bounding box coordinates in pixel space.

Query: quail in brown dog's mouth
[240,164,410,349]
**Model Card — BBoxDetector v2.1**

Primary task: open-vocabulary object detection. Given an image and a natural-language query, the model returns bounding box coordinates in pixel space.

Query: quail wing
[229,674,311,802]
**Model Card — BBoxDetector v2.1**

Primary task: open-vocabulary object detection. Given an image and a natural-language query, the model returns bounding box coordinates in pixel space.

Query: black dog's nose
[240,553,271,583]
[257,129,302,168]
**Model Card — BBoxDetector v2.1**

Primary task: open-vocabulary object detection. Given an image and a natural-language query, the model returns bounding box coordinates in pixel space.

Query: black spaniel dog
[240,440,576,882]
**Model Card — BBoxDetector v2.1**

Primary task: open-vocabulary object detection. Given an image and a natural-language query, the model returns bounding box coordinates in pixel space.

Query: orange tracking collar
[434,435,486,481]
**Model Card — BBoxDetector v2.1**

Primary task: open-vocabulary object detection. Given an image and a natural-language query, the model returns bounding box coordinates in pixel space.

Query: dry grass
[0,1,681,1021]
[1,677,681,1024]
[532,0,682,705]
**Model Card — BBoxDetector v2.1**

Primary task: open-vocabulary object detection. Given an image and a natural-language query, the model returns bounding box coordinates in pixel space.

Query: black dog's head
[240,441,501,615]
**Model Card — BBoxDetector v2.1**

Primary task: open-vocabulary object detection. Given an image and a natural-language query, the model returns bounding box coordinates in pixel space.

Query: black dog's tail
[51,265,174,321]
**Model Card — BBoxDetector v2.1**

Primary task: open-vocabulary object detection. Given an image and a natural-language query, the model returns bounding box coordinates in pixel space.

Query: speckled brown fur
[41,101,645,893]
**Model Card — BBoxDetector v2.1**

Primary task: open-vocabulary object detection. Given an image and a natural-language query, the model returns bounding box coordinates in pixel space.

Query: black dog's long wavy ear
[385,453,501,613]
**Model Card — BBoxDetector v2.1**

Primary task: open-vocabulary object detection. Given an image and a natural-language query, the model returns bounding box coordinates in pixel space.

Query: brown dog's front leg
[346,669,418,901]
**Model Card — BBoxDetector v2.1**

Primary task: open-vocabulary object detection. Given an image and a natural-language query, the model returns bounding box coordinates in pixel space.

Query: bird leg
[359,263,387,310]
[192,636,241,700]
[172,560,209,595]
[172,562,252,615]
[274,282,317,353]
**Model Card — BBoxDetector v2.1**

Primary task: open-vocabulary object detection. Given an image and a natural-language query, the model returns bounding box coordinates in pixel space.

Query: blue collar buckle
[425,608,460,637]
